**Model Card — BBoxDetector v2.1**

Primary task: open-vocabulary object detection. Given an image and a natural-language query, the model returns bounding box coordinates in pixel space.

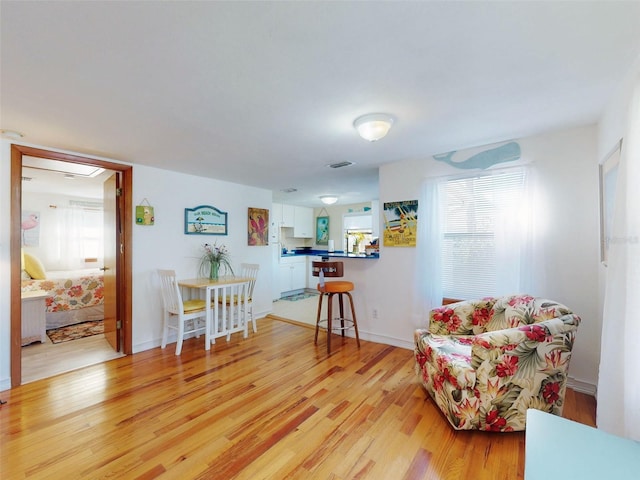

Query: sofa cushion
[419,334,476,390]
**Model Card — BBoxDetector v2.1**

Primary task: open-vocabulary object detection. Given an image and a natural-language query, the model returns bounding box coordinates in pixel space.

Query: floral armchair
[414,294,580,432]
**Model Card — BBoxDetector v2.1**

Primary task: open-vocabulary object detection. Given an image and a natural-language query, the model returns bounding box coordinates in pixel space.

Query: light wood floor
[21,333,124,384]
[1,317,596,480]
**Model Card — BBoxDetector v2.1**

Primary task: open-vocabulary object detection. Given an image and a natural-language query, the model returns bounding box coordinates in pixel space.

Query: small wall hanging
[135,198,155,226]
[21,211,40,246]
[185,205,228,235]
[316,213,329,245]
[248,207,269,246]
[433,141,521,170]
[599,138,623,265]
[383,200,418,247]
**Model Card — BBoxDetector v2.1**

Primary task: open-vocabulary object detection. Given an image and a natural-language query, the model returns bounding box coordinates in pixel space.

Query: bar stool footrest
[317,317,356,332]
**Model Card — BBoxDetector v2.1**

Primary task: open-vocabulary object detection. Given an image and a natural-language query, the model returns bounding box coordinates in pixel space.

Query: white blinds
[441,167,528,299]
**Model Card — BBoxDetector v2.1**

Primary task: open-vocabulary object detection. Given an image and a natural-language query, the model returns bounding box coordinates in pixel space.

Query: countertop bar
[281,249,379,259]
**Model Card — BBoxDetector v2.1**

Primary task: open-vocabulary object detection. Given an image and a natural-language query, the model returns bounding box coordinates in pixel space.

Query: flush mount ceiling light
[353,113,395,142]
[320,195,338,205]
[0,129,24,139]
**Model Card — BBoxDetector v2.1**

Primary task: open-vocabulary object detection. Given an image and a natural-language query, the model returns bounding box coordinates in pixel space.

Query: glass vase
[209,262,219,280]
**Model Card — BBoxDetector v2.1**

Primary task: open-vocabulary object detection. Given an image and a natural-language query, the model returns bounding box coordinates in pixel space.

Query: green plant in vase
[200,242,234,279]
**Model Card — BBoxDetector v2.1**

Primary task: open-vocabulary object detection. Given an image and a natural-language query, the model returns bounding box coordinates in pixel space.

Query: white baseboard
[0,377,10,393]
[356,330,413,350]
[567,377,597,397]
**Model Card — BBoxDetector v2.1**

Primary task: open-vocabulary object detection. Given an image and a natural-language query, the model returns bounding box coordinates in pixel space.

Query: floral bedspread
[21,273,104,313]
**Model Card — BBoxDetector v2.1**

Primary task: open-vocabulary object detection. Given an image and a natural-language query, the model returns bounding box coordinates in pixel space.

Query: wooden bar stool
[311,261,360,353]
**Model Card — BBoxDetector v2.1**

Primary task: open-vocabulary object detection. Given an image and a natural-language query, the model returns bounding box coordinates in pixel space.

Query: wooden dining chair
[157,269,208,355]
[218,263,260,334]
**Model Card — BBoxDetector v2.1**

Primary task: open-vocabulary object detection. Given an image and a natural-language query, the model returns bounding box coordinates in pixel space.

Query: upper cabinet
[273,203,313,238]
[293,206,313,238]
[282,204,295,228]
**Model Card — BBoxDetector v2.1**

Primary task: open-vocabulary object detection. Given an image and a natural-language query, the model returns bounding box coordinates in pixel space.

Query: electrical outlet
[372,308,378,319]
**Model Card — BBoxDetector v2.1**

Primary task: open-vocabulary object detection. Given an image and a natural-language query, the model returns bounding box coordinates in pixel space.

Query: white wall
[0,142,273,390]
[0,141,11,390]
[596,55,640,392]
[131,164,273,352]
[0,125,609,392]
[374,126,601,391]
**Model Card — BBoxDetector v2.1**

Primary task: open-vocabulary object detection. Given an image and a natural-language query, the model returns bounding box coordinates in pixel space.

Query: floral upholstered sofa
[414,295,580,432]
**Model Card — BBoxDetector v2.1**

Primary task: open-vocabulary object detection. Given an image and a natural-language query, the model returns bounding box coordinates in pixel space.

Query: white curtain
[421,166,534,306]
[45,205,103,270]
[597,74,640,440]
[494,166,534,296]
[413,178,443,327]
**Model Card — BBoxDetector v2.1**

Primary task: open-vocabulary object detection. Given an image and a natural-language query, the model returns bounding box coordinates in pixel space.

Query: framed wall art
[135,198,154,226]
[383,200,418,247]
[599,138,623,265]
[248,207,269,246]
[316,216,329,245]
[184,205,228,235]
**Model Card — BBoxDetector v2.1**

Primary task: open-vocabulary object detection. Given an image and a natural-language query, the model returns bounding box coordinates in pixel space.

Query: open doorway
[10,145,133,387]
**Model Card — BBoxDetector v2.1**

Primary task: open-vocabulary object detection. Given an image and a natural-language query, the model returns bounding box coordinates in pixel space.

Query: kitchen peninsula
[282,248,379,259]
[276,249,378,300]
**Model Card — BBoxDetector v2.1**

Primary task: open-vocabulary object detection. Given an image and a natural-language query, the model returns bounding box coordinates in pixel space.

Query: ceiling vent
[328,161,354,169]
[281,188,298,193]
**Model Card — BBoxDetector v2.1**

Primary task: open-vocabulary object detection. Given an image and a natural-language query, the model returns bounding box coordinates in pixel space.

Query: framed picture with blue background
[316,216,329,245]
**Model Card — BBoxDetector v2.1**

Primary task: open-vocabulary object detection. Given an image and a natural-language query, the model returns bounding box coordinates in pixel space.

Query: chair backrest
[157,269,184,314]
[311,261,344,278]
[428,294,577,336]
[240,263,260,298]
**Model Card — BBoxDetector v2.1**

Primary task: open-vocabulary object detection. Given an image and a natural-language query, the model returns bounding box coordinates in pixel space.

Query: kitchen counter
[281,249,379,259]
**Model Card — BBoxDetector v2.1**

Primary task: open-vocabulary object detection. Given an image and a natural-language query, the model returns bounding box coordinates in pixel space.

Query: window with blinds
[441,167,528,300]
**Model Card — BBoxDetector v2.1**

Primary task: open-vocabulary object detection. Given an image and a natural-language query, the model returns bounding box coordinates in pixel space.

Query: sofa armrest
[470,315,580,412]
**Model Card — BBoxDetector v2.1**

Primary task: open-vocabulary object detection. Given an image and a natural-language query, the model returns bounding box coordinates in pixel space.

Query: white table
[21,289,48,345]
[525,409,640,479]
[178,277,251,350]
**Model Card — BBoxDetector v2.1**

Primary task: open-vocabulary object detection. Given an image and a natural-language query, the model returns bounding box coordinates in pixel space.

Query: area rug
[46,320,104,344]
[281,292,318,301]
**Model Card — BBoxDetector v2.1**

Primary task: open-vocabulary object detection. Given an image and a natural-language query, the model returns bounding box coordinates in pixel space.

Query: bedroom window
[441,167,530,300]
[54,201,104,269]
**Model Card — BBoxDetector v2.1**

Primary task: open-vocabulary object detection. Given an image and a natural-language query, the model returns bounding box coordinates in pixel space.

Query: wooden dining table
[178,276,252,350]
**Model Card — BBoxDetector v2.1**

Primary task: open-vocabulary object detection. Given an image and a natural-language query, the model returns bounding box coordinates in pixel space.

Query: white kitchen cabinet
[282,204,295,228]
[307,256,323,288]
[270,203,282,243]
[293,206,313,238]
[279,256,306,294]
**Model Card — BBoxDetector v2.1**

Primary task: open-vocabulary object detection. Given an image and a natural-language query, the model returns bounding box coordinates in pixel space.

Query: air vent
[327,161,354,169]
[282,188,298,193]
[22,176,32,181]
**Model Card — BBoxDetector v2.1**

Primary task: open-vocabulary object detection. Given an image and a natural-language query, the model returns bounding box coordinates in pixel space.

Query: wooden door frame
[10,144,133,387]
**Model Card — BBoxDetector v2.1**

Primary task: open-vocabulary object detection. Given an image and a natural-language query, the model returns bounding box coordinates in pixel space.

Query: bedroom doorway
[10,144,133,387]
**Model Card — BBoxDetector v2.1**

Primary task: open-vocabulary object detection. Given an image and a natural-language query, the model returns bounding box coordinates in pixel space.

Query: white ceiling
[2,1,640,206]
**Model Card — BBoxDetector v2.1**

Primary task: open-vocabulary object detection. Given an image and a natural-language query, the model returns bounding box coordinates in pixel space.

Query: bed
[21,268,105,330]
